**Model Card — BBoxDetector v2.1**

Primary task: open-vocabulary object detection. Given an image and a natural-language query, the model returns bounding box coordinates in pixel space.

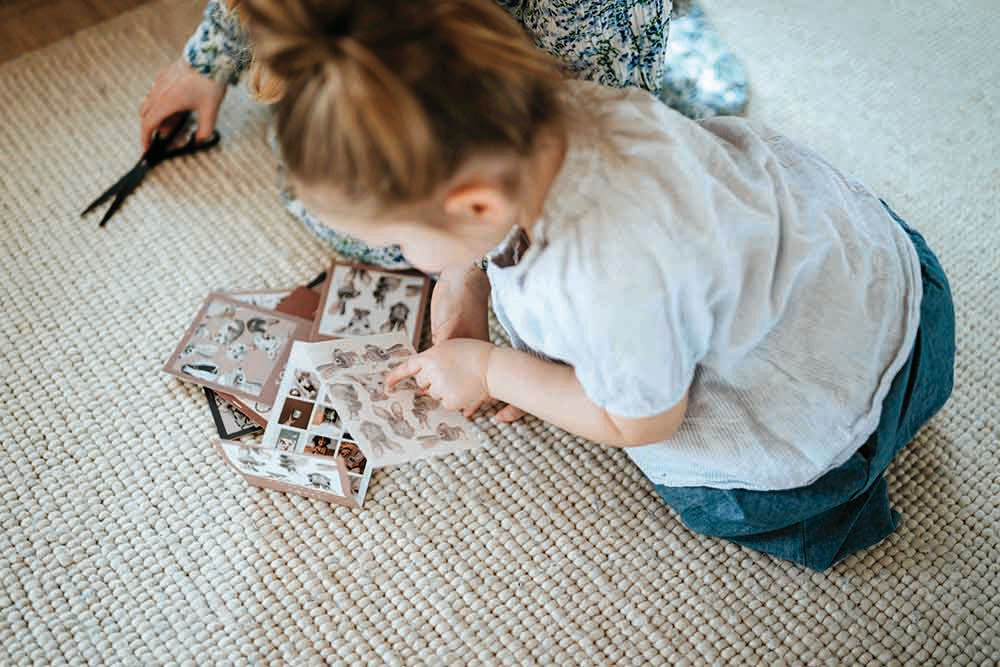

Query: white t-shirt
[487,81,922,491]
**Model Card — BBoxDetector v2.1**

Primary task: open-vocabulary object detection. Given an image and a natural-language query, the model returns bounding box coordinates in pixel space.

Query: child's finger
[495,404,527,423]
[462,400,484,418]
[386,357,421,389]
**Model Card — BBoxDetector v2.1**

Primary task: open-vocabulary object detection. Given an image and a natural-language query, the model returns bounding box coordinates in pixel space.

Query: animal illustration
[251,332,285,359]
[181,362,219,382]
[326,384,362,419]
[236,449,266,472]
[336,440,367,474]
[293,370,319,399]
[277,453,297,473]
[404,283,423,297]
[329,273,363,316]
[362,343,409,363]
[205,303,237,319]
[347,373,389,402]
[346,267,372,285]
[372,275,402,306]
[359,421,402,457]
[417,422,468,448]
[220,367,262,395]
[411,394,441,429]
[372,402,415,438]
[379,302,410,333]
[306,472,332,490]
[247,317,279,333]
[194,324,208,339]
[335,308,374,336]
[179,342,218,358]
[214,319,245,345]
[226,341,247,361]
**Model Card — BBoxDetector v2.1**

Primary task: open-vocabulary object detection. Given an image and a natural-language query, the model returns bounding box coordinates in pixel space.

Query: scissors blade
[96,164,148,227]
[81,163,142,216]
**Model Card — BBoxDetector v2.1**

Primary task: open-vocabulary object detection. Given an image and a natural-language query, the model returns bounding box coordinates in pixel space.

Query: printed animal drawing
[181,361,219,382]
[307,472,332,490]
[362,343,408,363]
[247,317,279,333]
[293,370,319,398]
[335,308,374,336]
[326,384,362,420]
[372,275,402,306]
[379,302,410,333]
[194,324,208,338]
[411,394,441,429]
[347,373,389,402]
[252,332,285,359]
[226,341,247,361]
[236,448,266,472]
[359,421,402,457]
[405,283,422,297]
[205,304,237,319]
[214,319,245,345]
[179,342,218,358]
[220,367,263,395]
[346,267,372,285]
[278,453,297,473]
[417,422,468,448]
[372,402,415,438]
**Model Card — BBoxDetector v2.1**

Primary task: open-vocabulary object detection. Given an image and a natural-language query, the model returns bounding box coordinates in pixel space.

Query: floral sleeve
[496,0,671,97]
[183,0,252,86]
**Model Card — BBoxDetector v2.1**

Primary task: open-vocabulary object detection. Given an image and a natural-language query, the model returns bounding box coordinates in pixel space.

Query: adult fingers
[194,99,220,142]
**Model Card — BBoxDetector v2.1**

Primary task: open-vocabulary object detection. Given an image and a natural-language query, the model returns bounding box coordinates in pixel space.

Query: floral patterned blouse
[184,0,673,268]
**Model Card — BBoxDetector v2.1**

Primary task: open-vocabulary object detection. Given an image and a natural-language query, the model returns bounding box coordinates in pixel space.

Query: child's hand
[139,59,227,152]
[430,264,490,345]
[387,339,493,417]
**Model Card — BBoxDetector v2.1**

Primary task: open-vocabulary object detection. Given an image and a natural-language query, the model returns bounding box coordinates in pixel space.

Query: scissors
[81,111,220,227]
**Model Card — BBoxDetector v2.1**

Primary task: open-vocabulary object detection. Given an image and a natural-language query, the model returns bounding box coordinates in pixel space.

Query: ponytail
[239,0,564,207]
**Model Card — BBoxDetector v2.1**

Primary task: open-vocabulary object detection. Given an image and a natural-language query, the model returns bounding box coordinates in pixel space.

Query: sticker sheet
[300,332,482,467]
[163,292,310,405]
[204,387,262,439]
[259,343,376,503]
[215,439,369,505]
[313,263,429,348]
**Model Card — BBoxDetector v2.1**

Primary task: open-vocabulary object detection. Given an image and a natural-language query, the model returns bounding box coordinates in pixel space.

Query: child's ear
[443,182,512,227]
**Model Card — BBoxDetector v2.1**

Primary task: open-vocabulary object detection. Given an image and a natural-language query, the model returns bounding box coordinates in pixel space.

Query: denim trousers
[654,203,956,570]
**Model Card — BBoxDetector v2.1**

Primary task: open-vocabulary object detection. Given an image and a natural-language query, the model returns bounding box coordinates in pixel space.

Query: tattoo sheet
[268,332,481,468]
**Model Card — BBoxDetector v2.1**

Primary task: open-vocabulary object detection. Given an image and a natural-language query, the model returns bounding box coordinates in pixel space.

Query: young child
[241,0,955,570]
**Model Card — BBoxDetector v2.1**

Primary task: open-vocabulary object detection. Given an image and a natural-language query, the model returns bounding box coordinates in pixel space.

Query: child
[241,0,955,570]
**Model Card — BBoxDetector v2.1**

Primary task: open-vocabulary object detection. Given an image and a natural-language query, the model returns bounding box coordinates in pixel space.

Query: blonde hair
[238,0,565,208]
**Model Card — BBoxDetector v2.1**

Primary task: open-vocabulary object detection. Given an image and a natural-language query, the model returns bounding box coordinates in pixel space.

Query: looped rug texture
[1,0,997,663]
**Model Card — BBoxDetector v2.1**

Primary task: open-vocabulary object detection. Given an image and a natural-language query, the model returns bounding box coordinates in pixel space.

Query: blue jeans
[654,202,956,570]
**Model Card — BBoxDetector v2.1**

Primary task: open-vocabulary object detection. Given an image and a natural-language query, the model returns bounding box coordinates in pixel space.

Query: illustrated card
[204,387,263,439]
[163,292,311,405]
[214,439,368,508]
[301,332,482,467]
[313,262,430,349]
[258,342,376,505]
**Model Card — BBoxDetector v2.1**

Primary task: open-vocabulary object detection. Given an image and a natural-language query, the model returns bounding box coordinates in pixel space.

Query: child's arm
[387,341,687,447]
[430,263,491,345]
[485,346,688,447]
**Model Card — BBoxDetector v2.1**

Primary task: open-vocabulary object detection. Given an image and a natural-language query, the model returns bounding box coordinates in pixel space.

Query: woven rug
[1,0,997,663]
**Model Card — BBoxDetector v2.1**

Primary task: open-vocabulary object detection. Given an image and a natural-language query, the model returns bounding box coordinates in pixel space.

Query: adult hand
[139,59,227,151]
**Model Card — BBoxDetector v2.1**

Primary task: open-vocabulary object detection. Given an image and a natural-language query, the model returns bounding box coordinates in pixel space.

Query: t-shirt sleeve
[554,255,712,419]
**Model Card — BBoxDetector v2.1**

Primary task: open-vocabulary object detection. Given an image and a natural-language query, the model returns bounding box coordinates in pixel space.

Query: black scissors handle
[82,111,220,227]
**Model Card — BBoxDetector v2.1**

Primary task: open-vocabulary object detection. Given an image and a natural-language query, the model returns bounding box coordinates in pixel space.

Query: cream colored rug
[1,0,997,663]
